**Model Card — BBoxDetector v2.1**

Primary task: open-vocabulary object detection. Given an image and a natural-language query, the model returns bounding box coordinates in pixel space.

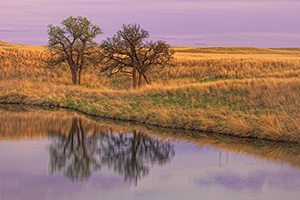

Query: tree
[47,16,102,85]
[100,24,174,89]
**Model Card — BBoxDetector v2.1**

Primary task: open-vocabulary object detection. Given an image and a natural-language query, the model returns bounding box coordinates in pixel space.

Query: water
[1,107,300,200]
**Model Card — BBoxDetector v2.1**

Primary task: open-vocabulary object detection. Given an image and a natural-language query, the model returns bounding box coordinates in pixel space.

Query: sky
[0,0,300,47]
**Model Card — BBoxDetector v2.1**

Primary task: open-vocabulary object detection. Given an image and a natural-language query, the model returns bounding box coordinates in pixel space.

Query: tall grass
[1,41,300,142]
[1,41,300,88]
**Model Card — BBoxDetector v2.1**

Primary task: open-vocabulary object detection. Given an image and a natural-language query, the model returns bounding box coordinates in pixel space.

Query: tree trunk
[142,71,150,85]
[78,67,82,85]
[133,66,137,89]
[71,69,78,85]
[138,72,142,89]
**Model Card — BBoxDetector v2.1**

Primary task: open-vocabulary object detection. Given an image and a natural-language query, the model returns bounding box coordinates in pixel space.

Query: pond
[1,106,300,200]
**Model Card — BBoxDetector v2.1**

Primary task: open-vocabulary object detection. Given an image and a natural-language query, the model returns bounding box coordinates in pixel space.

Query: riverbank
[1,77,300,142]
[1,41,300,142]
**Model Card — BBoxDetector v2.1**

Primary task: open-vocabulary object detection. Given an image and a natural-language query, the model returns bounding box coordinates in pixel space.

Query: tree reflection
[49,118,101,181]
[100,130,174,185]
[49,117,175,185]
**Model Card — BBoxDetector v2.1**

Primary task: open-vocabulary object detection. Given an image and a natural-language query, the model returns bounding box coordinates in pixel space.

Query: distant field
[173,46,300,54]
[1,41,300,142]
[1,40,300,88]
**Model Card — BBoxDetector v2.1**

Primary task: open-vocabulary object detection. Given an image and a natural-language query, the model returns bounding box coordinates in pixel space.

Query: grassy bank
[1,41,300,142]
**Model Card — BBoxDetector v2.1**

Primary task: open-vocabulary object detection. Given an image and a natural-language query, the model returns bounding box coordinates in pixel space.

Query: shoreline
[0,93,299,144]
[1,43,300,144]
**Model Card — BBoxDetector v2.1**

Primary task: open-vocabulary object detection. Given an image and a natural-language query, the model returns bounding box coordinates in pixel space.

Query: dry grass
[1,41,300,142]
[159,47,300,86]
[1,41,300,88]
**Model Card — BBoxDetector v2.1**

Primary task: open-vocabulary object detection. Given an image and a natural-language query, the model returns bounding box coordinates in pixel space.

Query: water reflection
[1,107,300,171]
[2,107,300,200]
[49,118,102,181]
[49,117,174,184]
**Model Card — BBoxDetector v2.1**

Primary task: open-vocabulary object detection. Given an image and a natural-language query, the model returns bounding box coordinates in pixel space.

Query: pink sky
[1,0,300,47]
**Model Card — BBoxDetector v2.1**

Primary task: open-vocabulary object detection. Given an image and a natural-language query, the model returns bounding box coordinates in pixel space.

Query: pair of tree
[47,16,174,87]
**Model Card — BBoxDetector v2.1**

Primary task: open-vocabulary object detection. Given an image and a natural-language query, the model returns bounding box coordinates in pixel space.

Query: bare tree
[100,24,174,89]
[47,16,102,85]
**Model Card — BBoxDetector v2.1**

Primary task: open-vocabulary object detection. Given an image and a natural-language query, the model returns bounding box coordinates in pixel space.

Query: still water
[1,107,300,200]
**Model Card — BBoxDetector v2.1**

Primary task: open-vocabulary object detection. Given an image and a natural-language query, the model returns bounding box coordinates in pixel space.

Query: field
[1,40,300,142]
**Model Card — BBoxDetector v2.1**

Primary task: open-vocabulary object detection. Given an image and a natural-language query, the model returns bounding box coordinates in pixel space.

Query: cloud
[193,43,208,47]
[194,170,300,192]
[0,29,28,32]
[159,37,177,40]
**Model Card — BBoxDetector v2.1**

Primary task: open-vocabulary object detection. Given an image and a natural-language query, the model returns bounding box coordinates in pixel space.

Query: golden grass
[1,41,300,88]
[1,41,300,142]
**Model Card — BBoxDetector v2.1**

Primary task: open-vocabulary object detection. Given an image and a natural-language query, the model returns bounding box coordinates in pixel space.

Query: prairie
[1,40,300,142]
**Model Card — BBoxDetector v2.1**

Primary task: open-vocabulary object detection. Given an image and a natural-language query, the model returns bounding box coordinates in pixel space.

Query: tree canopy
[99,24,174,89]
[47,16,102,85]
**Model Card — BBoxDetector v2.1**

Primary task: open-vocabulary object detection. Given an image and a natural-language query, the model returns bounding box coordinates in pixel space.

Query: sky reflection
[2,139,300,200]
[1,0,299,47]
[2,108,300,200]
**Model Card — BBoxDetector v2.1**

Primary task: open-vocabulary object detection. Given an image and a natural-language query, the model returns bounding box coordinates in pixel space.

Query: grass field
[1,40,300,142]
